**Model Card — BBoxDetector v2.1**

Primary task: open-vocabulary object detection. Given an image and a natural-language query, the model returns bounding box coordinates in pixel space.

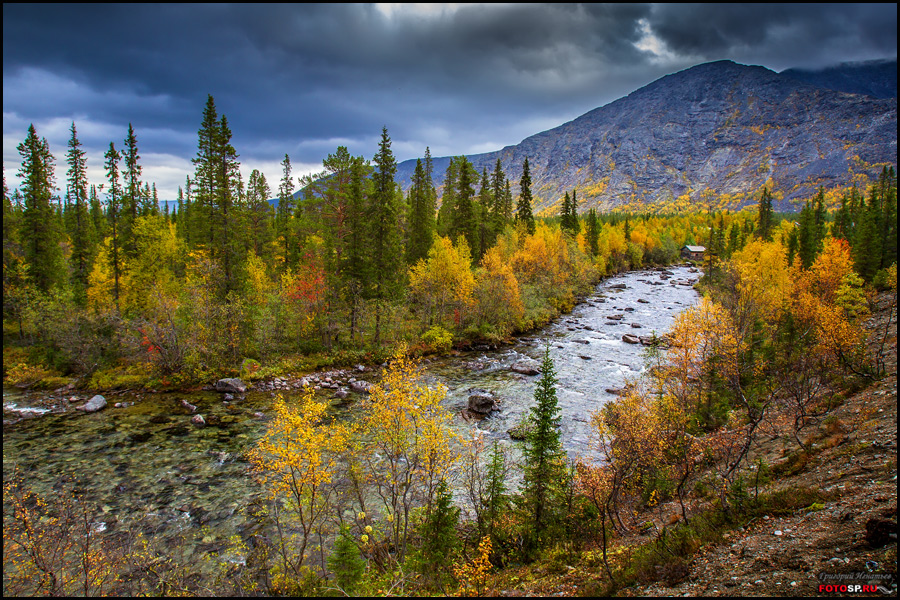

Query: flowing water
[2,265,700,571]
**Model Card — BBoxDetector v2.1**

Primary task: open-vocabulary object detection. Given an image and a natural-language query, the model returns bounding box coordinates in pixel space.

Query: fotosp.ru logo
[818,572,896,595]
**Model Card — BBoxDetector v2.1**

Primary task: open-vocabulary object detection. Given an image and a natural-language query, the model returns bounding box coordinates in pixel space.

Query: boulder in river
[350,380,372,394]
[467,389,498,414]
[215,378,247,394]
[191,414,206,427]
[76,395,107,413]
[510,359,540,376]
[622,334,640,344]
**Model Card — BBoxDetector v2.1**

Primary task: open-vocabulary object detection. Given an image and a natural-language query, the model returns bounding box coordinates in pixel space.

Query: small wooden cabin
[680,245,706,261]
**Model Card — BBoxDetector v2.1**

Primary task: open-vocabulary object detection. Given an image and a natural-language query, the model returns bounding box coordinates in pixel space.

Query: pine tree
[344,154,372,342]
[417,478,460,590]
[277,153,295,267]
[18,124,65,293]
[516,157,535,235]
[246,168,274,260]
[436,157,458,237]
[586,208,599,256]
[327,524,366,595]
[368,126,403,345]
[407,157,435,265]
[476,166,493,261]
[65,122,94,301]
[104,142,124,309]
[121,123,141,258]
[523,345,565,549]
[560,191,572,231]
[451,156,477,255]
[490,159,506,232]
[756,187,773,240]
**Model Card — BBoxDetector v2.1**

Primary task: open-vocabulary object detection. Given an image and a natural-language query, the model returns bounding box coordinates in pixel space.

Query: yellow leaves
[249,391,350,500]
[730,237,791,324]
[244,249,273,306]
[453,536,493,596]
[473,245,524,334]
[408,236,475,329]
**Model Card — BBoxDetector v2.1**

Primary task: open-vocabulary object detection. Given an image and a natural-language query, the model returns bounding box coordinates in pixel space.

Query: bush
[421,325,453,353]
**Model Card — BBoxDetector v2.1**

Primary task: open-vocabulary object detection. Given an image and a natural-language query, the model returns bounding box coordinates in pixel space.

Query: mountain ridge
[394,59,897,213]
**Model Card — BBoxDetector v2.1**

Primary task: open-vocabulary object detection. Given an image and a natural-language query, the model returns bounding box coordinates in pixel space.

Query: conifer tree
[103,142,124,308]
[65,122,94,301]
[586,208,600,256]
[277,153,295,267]
[516,157,535,235]
[560,191,572,231]
[344,154,372,342]
[756,187,773,240]
[570,189,580,235]
[407,157,435,265]
[121,123,142,258]
[523,345,565,548]
[476,166,493,261]
[246,168,274,260]
[18,124,65,293]
[368,126,403,344]
[490,158,507,231]
[436,157,458,237]
[451,156,477,254]
[328,524,366,595]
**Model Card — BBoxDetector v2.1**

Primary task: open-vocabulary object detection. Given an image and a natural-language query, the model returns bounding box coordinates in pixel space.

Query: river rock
[637,298,650,303]
[508,421,534,440]
[180,398,198,413]
[350,380,372,394]
[215,378,247,394]
[510,359,540,376]
[467,389,498,414]
[622,334,640,344]
[191,414,206,427]
[609,283,627,289]
[76,395,107,413]
[334,389,349,399]
[607,314,624,320]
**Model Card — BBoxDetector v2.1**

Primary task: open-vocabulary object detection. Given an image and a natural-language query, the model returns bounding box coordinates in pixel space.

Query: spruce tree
[121,123,142,258]
[277,153,295,267]
[18,124,65,293]
[560,191,572,231]
[368,126,403,345]
[65,122,94,301]
[406,157,435,265]
[516,157,535,235]
[523,345,565,549]
[756,187,773,240]
[328,525,366,595]
[104,142,124,309]
[586,208,599,256]
[452,156,477,254]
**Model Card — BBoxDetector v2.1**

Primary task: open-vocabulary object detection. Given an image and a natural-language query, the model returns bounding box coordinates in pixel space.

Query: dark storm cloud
[3,4,896,198]
[646,4,897,70]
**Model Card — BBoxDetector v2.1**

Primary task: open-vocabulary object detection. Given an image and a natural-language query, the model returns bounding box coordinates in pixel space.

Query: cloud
[3,4,895,199]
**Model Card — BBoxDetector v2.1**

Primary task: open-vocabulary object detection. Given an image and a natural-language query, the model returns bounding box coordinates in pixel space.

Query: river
[2,264,700,572]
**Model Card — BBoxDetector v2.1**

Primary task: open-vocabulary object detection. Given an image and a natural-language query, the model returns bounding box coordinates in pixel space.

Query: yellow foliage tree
[473,245,525,336]
[353,347,459,563]
[408,236,475,331]
[248,391,352,588]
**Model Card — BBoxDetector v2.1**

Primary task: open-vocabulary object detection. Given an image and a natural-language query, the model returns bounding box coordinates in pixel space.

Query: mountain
[395,59,897,213]
[780,58,897,100]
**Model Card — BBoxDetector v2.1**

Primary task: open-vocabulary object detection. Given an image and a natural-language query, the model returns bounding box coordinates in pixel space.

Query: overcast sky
[3,3,896,200]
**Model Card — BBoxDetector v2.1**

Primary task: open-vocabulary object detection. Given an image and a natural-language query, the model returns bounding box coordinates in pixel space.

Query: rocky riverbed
[2,264,701,577]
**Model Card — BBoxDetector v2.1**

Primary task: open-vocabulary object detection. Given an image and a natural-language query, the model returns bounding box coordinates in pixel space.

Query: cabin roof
[682,245,706,252]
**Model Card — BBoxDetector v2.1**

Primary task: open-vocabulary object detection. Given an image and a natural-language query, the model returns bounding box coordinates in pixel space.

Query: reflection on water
[2,265,699,571]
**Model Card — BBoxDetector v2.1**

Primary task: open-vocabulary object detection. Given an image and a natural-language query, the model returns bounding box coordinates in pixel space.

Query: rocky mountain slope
[396,60,897,213]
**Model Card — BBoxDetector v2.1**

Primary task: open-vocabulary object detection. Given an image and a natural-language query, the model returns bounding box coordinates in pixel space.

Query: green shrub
[421,325,453,354]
